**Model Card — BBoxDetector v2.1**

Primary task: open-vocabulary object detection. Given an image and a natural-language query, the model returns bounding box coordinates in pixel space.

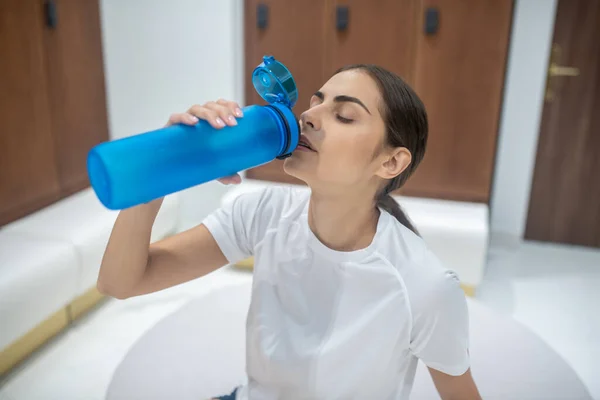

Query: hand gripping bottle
[87,55,300,210]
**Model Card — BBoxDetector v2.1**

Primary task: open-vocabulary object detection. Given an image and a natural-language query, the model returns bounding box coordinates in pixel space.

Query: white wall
[99,0,244,230]
[490,0,558,243]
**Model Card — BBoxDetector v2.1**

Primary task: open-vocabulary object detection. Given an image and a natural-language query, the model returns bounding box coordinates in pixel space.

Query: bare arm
[96,197,229,299]
[97,100,245,299]
[428,367,481,400]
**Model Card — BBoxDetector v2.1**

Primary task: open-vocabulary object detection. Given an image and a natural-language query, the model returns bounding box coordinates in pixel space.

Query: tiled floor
[478,240,600,400]
[1,241,599,400]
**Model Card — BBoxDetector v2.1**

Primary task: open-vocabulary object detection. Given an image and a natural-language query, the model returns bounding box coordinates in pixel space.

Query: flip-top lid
[252,55,298,108]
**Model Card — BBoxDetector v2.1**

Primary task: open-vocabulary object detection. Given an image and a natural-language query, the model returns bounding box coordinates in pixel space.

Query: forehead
[319,69,382,113]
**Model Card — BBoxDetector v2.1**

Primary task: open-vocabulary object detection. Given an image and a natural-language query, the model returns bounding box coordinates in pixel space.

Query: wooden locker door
[327,0,419,83]
[44,0,110,196]
[404,0,513,202]
[244,0,327,184]
[0,1,61,226]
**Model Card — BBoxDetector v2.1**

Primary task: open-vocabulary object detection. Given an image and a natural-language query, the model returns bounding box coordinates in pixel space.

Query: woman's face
[284,69,396,193]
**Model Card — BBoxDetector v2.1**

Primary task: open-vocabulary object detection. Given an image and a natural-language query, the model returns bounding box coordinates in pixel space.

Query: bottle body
[88,104,298,210]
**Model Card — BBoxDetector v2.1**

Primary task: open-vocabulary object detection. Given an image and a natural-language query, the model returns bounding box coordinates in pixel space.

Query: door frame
[489,0,559,244]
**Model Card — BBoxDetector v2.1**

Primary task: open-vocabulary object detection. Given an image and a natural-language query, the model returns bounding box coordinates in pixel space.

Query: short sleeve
[409,265,470,376]
[202,189,266,264]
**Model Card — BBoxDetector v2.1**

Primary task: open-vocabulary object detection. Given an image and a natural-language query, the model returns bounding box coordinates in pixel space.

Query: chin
[283,153,313,184]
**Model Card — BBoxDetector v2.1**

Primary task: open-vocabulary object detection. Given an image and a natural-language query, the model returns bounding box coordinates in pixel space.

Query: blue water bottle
[87,56,299,210]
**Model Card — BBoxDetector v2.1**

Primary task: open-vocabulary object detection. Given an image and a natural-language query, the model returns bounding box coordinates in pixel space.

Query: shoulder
[203,184,309,261]
[223,183,308,226]
[402,250,466,336]
[407,254,464,314]
[376,216,464,315]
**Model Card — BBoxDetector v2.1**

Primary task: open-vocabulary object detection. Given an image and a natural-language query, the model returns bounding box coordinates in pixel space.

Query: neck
[308,187,380,252]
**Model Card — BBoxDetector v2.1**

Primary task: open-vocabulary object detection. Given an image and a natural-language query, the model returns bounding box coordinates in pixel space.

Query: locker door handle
[424,7,439,35]
[257,3,269,29]
[45,0,58,29]
[336,5,349,31]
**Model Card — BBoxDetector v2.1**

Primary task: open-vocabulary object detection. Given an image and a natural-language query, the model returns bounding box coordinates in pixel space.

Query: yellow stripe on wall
[0,308,69,376]
[0,287,106,377]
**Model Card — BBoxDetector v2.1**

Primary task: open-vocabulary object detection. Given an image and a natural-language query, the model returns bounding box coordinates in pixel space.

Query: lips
[297,134,316,152]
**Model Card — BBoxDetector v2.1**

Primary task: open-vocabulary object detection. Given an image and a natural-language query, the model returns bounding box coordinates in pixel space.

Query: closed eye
[336,114,353,124]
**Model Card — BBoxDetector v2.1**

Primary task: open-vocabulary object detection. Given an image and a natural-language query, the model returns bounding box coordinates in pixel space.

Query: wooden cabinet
[43,0,109,196]
[0,0,109,226]
[405,0,513,201]
[327,0,418,81]
[244,0,513,203]
[245,0,328,108]
[0,1,62,223]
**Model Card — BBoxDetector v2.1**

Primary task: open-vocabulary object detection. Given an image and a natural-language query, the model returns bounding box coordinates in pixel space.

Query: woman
[97,65,481,399]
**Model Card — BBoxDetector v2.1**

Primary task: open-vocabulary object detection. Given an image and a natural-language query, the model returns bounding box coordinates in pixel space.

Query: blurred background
[0,0,599,399]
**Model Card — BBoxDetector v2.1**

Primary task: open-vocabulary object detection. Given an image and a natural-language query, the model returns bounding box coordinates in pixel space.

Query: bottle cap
[252,55,298,108]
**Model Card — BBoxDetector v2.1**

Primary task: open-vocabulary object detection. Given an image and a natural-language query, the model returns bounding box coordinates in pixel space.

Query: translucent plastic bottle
[87,56,299,210]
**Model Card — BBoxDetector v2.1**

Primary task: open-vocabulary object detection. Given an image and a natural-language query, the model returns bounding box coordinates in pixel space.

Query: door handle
[336,5,349,31]
[545,44,580,102]
[257,3,268,30]
[548,63,580,77]
[45,0,58,29]
[424,7,439,35]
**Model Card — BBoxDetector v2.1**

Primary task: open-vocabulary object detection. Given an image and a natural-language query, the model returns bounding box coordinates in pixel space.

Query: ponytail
[333,65,427,234]
[376,193,420,236]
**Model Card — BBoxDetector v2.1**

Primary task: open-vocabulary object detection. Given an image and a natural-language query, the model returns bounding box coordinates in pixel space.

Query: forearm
[429,368,481,400]
[124,224,228,297]
[97,198,163,298]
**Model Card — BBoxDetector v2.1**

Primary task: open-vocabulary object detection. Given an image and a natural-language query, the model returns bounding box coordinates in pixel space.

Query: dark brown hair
[336,65,428,235]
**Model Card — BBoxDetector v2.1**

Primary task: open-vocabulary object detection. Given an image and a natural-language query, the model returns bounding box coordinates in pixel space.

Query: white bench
[0,188,179,374]
[221,180,489,293]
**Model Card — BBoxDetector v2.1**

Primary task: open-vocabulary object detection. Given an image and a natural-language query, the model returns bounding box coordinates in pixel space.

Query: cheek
[317,131,378,181]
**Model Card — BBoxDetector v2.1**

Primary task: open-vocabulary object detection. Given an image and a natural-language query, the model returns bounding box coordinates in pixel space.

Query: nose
[300,109,319,132]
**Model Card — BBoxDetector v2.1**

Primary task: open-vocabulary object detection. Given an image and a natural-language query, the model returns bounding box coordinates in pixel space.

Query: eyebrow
[314,91,371,115]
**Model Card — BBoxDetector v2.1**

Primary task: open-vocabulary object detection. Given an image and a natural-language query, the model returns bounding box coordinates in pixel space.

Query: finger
[187,105,226,129]
[204,101,238,127]
[216,99,244,118]
[166,112,198,127]
[218,174,242,185]
[229,174,242,184]
[217,177,236,185]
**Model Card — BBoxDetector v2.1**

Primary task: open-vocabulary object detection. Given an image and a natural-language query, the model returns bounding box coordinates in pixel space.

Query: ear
[375,147,412,180]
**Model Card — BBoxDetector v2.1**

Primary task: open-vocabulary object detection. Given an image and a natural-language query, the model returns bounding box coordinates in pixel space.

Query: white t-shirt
[203,186,470,400]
